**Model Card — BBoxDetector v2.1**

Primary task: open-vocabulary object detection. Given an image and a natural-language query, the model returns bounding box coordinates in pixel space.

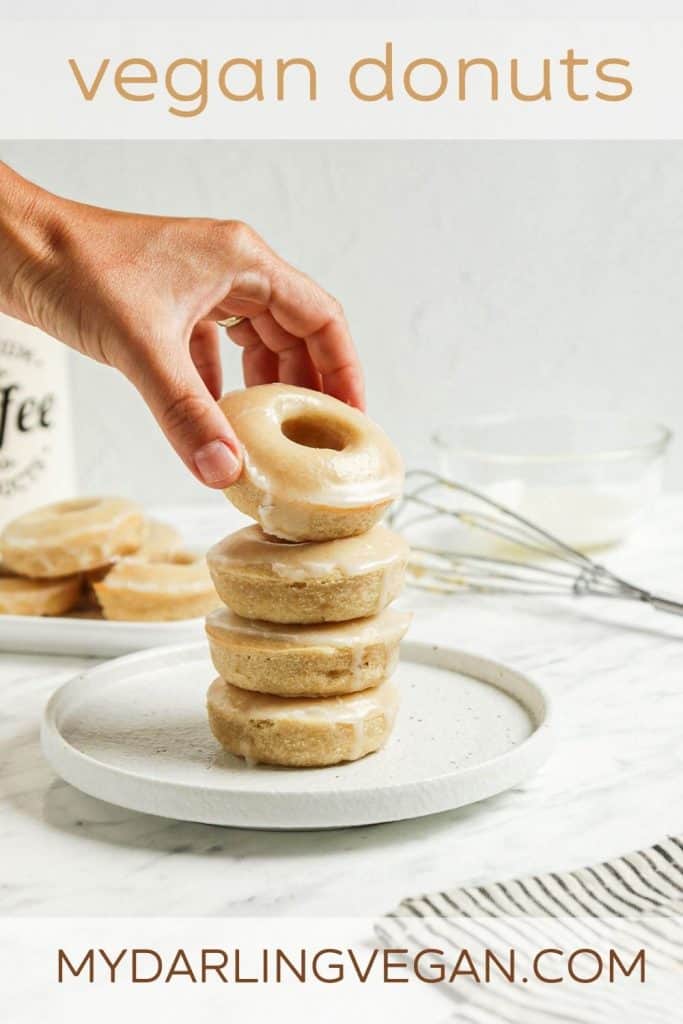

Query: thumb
[129,346,243,489]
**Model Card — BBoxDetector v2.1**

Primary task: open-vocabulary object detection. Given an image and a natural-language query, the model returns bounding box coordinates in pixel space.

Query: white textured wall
[3,140,683,501]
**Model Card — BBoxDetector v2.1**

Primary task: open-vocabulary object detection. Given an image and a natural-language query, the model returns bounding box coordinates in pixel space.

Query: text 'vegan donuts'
[0,497,144,578]
[219,384,404,541]
[207,675,399,767]
[205,606,411,697]
[0,574,82,616]
[94,551,220,621]
[207,524,409,623]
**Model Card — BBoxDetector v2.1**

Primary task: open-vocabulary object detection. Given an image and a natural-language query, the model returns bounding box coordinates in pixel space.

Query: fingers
[277,341,322,392]
[126,340,242,489]
[223,283,360,404]
[210,222,365,409]
[303,313,365,410]
[190,320,222,399]
[243,341,279,387]
[225,311,320,392]
[266,261,363,408]
[228,318,279,386]
[241,311,322,391]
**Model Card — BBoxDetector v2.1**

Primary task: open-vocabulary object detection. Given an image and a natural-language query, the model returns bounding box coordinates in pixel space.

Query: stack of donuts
[205,383,411,768]
[0,498,219,621]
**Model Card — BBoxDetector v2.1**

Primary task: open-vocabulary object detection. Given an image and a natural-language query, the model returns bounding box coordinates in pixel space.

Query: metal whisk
[387,470,683,616]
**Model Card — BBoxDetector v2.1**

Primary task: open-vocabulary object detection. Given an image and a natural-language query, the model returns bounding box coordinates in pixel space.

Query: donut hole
[55,498,100,515]
[281,413,349,452]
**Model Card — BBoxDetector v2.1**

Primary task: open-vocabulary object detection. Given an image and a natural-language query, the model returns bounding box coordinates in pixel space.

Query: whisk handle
[645,594,683,616]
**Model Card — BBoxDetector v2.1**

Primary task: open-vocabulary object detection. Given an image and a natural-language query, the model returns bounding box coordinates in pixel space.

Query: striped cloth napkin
[377,836,683,1023]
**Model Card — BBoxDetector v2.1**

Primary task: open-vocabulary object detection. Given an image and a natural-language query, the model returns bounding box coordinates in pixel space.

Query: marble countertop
[1,500,682,918]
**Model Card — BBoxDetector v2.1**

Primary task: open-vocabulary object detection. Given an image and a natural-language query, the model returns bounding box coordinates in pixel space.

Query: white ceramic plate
[0,612,206,658]
[41,640,553,830]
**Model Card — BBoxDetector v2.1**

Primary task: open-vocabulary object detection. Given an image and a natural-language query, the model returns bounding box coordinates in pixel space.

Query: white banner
[1,916,678,1023]
[0,18,682,139]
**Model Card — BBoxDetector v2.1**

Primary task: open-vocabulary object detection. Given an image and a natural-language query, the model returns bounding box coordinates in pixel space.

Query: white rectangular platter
[0,612,206,658]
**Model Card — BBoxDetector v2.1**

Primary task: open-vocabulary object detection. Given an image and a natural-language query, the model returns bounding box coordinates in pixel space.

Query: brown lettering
[349,42,394,101]
[68,58,110,101]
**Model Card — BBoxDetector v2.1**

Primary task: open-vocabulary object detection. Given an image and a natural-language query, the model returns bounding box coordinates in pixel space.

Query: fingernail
[194,440,241,487]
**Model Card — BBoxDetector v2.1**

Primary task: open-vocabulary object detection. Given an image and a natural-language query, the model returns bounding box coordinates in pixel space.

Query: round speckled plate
[41,641,553,830]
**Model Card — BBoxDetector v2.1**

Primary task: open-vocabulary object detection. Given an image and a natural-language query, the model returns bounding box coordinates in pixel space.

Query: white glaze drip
[205,606,411,649]
[207,524,409,581]
[216,676,400,725]
[99,554,214,596]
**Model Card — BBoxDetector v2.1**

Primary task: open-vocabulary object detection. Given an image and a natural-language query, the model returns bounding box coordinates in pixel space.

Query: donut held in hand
[219,384,403,541]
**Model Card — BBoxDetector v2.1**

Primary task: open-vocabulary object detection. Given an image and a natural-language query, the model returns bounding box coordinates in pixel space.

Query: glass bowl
[432,415,672,551]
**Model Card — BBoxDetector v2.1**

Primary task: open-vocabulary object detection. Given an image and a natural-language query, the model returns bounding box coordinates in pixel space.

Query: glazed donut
[219,384,404,541]
[0,574,82,616]
[205,606,411,697]
[207,675,399,767]
[94,551,220,621]
[1,497,144,578]
[139,519,183,559]
[207,523,409,624]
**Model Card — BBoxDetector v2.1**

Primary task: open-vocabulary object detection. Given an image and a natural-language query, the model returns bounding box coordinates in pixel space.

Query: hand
[0,163,364,488]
